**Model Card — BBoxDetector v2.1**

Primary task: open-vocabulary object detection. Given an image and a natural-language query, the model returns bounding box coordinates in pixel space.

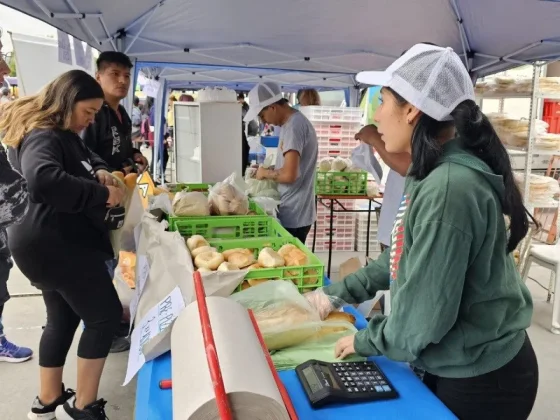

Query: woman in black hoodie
[0,70,125,420]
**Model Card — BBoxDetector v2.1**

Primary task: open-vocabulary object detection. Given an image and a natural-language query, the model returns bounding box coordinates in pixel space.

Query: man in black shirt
[83,51,147,353]
[83,52,148,174]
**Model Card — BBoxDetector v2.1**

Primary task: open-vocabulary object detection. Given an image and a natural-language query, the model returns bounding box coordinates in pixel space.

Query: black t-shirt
[82,103,141,172]
[8,128,112,287]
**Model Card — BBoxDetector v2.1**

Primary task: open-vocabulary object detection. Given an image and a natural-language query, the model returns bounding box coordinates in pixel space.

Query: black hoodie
[8,128,113,288]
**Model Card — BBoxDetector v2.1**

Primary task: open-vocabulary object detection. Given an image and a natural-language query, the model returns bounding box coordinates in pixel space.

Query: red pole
[193,271,233,420]
[248,310,299,420]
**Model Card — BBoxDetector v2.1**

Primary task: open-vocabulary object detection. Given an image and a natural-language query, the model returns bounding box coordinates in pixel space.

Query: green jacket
[324,139,533,378]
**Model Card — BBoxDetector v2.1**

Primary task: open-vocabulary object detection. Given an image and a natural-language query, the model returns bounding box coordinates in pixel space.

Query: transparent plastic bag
[229,280,322,350]
[208,173,250,215]
[304,288,347,320]
[271,321,364,371]
[351,142,383,184]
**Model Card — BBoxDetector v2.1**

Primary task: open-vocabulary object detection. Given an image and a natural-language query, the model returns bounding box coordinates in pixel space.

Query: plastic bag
[271,321,364,371]
[251,196,281,217]
[229,281,322,350]
[247,136,267,165]
[351,142,383,184]
[304,288,348,320]
[208,173,250,215]
[172,191,210,216]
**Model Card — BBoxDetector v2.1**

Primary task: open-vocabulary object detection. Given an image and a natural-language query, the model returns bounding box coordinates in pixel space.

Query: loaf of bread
[191,246,217,258]
[228,252,256,268]
[186,235,209,252]
[325,312,356,324]
[258,247,285,268]
[223,248,254,261]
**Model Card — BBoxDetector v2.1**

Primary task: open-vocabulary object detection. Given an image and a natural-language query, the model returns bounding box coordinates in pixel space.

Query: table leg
[366,199,372,257]
[312,196,317,253]
[327,199,334,278]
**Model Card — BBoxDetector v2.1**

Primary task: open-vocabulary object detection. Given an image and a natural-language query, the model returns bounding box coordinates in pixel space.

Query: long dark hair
[387,87,532,252]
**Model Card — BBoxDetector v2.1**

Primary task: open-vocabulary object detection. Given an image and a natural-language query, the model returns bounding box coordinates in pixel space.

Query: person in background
[1,69,125,420]
[248,81,318,243]
[305,44,538,419]
[179,94,194,102]
[238,92,251,173]
[0,87,10,104]
[0,40,33,364]
[156,133,171,183]
[167,95,177,139]
[83,51,149,175]
[82,51,145,354]
[131,96,142,147]
[298,89,321,106]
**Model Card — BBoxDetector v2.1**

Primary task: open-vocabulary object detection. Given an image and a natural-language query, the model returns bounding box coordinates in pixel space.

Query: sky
[0,5,56,52]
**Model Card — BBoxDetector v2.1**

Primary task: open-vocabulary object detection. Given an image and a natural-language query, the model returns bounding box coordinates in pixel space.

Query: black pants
[285,225,312,244]
[39,265,122,367]
[423,333,538,420]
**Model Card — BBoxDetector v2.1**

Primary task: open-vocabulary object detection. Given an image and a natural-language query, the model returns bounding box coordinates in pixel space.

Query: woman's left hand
[96,170,118,186]
[335,334,357,359]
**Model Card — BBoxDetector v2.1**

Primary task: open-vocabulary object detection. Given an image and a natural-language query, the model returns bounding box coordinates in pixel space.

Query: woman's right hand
[106,185,126,207]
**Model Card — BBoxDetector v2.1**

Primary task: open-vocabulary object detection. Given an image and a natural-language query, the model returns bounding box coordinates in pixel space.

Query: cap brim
[356,70,391,87]
[243,106,261,123]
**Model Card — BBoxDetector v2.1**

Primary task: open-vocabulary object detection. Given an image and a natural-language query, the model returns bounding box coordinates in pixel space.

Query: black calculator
[296,360,398,408]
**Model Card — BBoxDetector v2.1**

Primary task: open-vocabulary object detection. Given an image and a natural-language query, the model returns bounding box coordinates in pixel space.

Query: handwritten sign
[57,30,72,65]
[123,286,185,385]
[143,79,161,98]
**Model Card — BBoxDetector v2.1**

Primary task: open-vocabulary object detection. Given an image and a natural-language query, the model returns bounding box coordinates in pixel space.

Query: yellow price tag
[136,171,155,209]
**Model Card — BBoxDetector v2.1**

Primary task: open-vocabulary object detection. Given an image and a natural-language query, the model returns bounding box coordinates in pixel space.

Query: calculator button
[382,385,391,392]
[334,367,340,372]
[375,386,383,392]
[366,366,372,371]
[340,367,346,372]
[349,382,356,387]
[347,388,354,393]
[379,381,386,386]
[350,372,357,377]
[368,386,375,392]
[361,387,368,392]
[356,381,364,386]
[364,381,371,386]
[353,387,360,393]
[376,376,383,380]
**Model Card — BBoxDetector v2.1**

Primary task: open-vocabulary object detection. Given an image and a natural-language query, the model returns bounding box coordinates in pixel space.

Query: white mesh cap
[357,44,475,121]
[244,81,284,122]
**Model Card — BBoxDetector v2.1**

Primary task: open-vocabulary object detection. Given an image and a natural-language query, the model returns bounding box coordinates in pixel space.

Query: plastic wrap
[304,288,348,320]
[208,173,250,215]
[351,142,383,184]
[229,281,323,350]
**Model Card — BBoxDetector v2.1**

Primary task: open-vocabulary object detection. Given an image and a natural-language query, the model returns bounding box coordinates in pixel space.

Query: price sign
[136,171,155,209]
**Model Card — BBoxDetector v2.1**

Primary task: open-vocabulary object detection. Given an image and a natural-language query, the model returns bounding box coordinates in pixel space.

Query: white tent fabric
[2,0,560,78]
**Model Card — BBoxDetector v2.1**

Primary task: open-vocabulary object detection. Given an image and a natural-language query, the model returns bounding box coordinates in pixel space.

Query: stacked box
[306,199,356,252]
[355,211,381,252]
[300,106,364,251]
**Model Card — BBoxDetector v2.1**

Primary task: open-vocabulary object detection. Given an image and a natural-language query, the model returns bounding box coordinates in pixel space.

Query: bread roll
[228,252,256,268]
[217,262,240,271]
[248,278,270,287]
[258,247,285,268]
[197,267,213,273]
[223,248,254,261]
[278,244,298,258]
[124,173,138,190]
[241,281,251,290]
[186,235,209,252]
[247,263,262,271]
[284,248,308,267]
[191,246,217,258]
[194,251,224,270]
[325,312,356,325]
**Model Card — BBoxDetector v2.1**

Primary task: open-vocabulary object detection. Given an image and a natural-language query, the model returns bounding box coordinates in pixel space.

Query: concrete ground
[1,250,559,419]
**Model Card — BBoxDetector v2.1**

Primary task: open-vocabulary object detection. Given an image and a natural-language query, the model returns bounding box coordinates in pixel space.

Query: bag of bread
[208,173,250,215]
[229,280,322,350]
[271,320,363,371]
[172,191,210,216]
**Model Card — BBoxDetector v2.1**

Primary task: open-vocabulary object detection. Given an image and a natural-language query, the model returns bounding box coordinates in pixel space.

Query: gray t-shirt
[275,111,318,228]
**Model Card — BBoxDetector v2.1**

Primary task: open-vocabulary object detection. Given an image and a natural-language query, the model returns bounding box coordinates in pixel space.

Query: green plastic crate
[208,237,324,293]
[172,216,291,239]
[315,170,368,196]
[169,183,212,192]
[167,200,267,230]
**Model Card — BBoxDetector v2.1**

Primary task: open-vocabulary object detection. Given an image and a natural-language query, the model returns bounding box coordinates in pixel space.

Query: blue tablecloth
[135,305,456,419]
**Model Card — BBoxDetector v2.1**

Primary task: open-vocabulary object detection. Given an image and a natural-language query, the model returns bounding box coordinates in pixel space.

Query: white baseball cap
[244,81,284,122]
[356,44,475,121]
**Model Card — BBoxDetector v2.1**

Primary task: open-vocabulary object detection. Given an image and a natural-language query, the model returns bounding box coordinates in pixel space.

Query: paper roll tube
[171,296,290,420]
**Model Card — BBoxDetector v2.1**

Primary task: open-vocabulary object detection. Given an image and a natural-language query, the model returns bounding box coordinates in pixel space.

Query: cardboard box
[338,257,382,315]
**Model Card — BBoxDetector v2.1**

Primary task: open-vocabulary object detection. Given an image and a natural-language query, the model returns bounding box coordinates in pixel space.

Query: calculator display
[303,366,323,393]
[320,366,340,389]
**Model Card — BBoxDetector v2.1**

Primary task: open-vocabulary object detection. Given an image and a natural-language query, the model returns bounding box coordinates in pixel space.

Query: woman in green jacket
[305,44,539,419]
